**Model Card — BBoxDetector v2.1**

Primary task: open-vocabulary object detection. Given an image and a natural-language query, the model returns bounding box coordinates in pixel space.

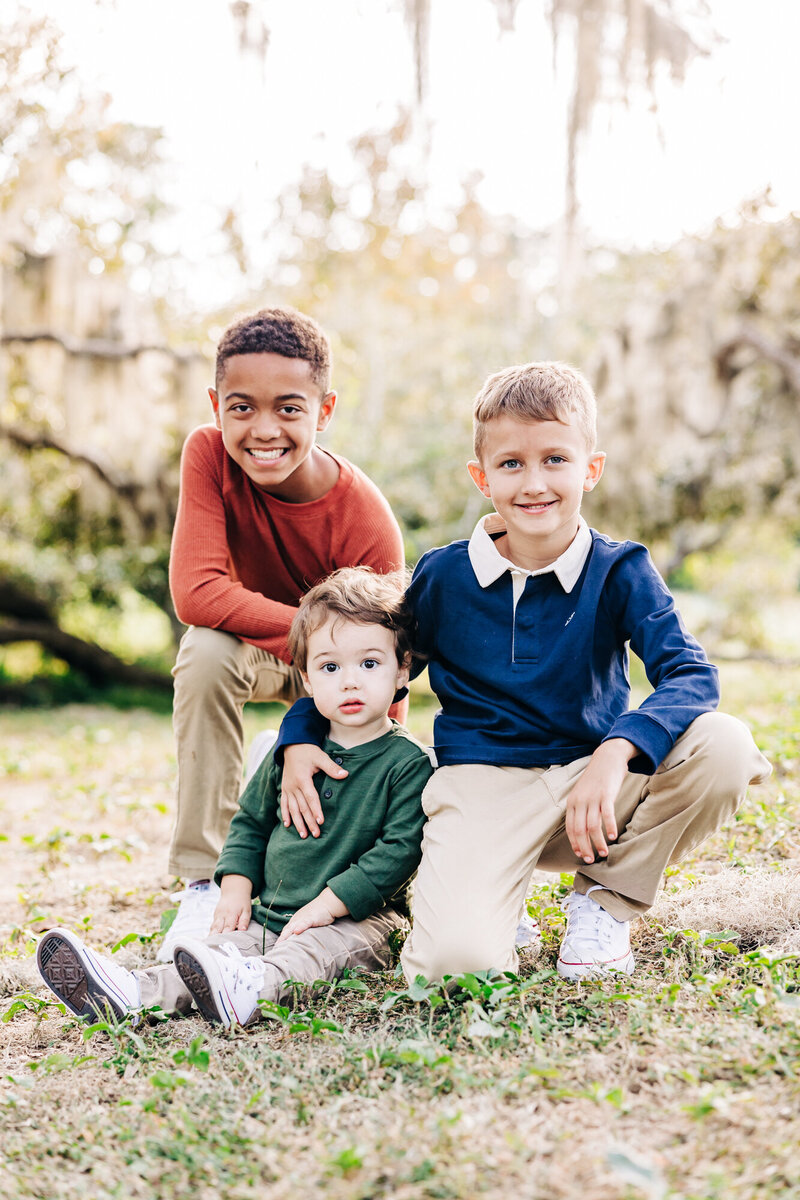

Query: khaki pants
[401,713,771,983]
[136,907,405,1015]
[169,626,306,878]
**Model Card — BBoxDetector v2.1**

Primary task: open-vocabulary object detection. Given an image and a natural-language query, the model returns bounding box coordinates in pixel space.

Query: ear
[395,656,411,691]
[316,391,337,432]
[301,672,313,696]
[583,451,606,493]
[209,387,221,430]
[467,460,492,499]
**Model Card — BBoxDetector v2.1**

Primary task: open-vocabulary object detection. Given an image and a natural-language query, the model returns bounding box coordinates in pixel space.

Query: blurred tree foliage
[262,134,800,574]
[262,116,552,560]
[569,195,800,568]
[1,8,798,689]
[399,0,712,264]
[0,9,167,270]
[0,8,182,689]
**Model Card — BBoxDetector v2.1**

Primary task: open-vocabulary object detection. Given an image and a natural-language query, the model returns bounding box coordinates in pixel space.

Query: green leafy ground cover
[1,663,799,1199]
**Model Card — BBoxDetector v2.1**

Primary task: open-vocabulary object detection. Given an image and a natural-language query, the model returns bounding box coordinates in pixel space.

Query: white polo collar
[467,514,592,595]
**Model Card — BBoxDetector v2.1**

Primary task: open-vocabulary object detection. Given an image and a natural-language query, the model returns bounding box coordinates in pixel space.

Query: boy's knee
[174,627,246,694]
[683,712,771,790]
[401,925,515,985]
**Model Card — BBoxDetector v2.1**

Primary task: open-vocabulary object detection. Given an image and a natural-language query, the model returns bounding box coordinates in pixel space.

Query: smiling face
[209,352,337,502]
[301,618,410,749]
[467,414,605,570]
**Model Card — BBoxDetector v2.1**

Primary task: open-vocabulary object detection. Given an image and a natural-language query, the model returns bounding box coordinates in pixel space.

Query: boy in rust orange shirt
[162,306,404,959]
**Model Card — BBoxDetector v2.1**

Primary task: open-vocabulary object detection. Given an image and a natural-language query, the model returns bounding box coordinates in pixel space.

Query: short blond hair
[473,361,597,459]
[288,567,413,673]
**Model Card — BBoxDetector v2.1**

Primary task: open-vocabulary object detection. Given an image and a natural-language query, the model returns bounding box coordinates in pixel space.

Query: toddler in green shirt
[36,569,432,1028]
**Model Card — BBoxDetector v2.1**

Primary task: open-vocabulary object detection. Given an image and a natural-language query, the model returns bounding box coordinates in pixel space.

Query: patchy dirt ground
[1,668,799,1200]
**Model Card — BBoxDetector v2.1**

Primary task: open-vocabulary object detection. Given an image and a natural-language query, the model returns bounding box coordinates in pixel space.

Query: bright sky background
[47,0,800,304]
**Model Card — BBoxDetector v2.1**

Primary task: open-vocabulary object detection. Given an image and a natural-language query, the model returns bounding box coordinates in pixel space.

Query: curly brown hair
[215,306,331,393]
[288,567,414,673]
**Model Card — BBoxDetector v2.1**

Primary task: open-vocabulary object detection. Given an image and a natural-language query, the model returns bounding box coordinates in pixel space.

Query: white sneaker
[37,927,141,1021]
[515,913,542,950]
[173,937,266,1027]
[245,729,278,782]
[157,880,222,963]
[557,885,635,980]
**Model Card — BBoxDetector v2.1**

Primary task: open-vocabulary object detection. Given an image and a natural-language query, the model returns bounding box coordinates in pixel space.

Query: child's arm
[275,887,349,941]
[321,752,433,920]
[564,737,638,863]
[602,545,719,774]
[213,754,280,918]
[169,429,298,656]
[565,546,717,863]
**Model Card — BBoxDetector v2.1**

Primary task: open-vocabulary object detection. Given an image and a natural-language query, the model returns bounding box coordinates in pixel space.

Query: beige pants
[401,713,771,983]
[169,626,306,878]
[136,907,405,1015]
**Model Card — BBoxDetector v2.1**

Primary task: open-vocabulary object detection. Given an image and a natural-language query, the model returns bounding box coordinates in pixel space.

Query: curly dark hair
[287,567,414,672]
[215,306,332,393]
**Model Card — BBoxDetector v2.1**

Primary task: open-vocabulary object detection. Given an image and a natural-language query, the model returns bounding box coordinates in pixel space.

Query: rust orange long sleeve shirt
[169,425,405,664]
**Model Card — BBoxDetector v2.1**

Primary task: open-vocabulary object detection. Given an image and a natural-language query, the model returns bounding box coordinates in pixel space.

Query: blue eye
[547,455,566,465]
[500,459,521,469]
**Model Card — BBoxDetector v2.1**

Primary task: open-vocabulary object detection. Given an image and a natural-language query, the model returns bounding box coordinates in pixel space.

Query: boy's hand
[280,744,348,839]
[276,887,348,941]
[210,874,253,934]
[564,739,637,864]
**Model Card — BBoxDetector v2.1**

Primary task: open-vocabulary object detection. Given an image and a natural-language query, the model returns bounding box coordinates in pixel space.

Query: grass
[1,663,799,1199]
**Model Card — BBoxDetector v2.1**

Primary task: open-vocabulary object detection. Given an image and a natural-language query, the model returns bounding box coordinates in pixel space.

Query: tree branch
[0,422,178,534]
[659,519,735,579]
[0,617,172,692]
[1,329,204,365]
[0,422,138,499]
[715,324,800,393]
[0,578,54,624]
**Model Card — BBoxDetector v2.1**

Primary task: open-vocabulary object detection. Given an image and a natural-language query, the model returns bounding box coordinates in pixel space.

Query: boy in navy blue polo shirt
[277,362,771,982]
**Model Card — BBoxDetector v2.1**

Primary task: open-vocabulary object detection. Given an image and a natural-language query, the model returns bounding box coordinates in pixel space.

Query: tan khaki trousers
[401,712,771,983]
[169,626,306,878]
[136,907,405,1015]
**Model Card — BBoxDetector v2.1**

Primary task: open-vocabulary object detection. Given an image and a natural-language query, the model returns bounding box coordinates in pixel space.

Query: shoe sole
[37,931,129,1021]
[556,951,635,981]
[173,945,229,1026]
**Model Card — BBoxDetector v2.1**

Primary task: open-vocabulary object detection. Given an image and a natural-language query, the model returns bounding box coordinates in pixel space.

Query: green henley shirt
[214,721,433,932]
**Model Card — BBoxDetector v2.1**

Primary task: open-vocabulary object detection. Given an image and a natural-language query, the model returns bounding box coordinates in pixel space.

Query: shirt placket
[510,570,528,664]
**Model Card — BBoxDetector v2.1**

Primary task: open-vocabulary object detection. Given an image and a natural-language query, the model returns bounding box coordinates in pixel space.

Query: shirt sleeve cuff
[603,713,674,776]
[213,852,264,895]
[326,866,385,923]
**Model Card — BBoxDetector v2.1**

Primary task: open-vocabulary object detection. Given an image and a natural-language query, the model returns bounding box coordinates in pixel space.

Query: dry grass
[1,663,799,1200]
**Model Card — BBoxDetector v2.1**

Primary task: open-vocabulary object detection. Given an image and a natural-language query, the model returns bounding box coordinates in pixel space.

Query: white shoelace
[217,942,267,994]
[563,890,617,949]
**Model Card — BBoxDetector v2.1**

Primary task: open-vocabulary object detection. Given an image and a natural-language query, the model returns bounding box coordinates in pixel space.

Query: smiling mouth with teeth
[248,448,288,461]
